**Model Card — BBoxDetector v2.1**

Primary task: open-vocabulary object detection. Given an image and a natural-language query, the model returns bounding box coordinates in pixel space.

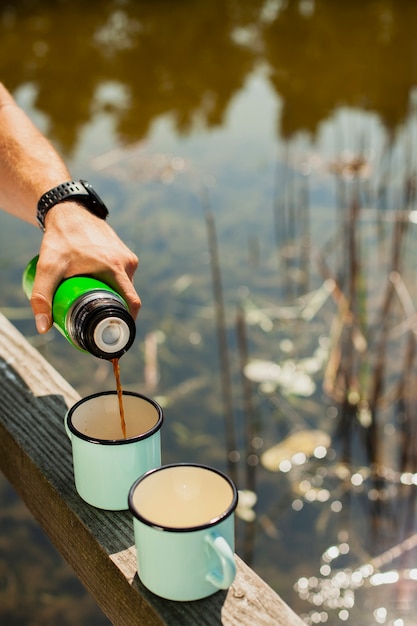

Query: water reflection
[2,1,417,625]
[239,107,417,623]
[1,0,417,151]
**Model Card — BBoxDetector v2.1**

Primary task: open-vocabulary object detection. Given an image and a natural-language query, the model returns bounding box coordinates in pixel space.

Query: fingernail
[35,314,50,334]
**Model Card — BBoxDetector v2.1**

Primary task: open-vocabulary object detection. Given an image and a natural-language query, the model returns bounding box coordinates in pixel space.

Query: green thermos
[23,256,136,360]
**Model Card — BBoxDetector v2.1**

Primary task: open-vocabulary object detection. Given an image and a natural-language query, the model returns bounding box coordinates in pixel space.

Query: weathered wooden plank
[0,312,305,626]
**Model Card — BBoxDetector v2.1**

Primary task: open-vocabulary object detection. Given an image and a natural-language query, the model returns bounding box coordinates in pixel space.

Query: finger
[107,272,142,319]
[124,252,139,282]
[30,264,62,334]
[30,291,53,333]
[120,282,142,319]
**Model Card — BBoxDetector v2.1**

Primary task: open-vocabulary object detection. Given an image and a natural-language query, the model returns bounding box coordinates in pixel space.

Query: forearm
[0,82,141,333]
[0,82,70,225]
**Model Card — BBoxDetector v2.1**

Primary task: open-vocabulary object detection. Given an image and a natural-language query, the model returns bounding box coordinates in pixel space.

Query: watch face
[80,180,109,218]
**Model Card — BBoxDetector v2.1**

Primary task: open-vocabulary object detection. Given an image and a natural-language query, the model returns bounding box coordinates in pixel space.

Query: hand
[30,203,141,333]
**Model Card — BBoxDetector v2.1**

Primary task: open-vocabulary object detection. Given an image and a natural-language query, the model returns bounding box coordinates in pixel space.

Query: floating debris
[300,279,335,321]
[261,429,331,472]
[244,357,318,397]
[171,274,193,294]
[243,359,281,384]
[236,489,257,522]
[241,280,336,331]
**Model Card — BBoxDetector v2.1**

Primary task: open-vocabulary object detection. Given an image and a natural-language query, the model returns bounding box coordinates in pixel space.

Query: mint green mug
[128,463,238,601]
[65,391,163,510]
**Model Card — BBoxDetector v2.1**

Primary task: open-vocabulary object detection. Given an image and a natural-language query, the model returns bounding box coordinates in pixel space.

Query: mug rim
[66,390,163,445]
[128,463,238,532]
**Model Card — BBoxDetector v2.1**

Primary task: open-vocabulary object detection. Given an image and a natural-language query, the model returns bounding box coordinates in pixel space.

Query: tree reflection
[1,0,417,152]
[0,0,259,151]
[263,0,417,137]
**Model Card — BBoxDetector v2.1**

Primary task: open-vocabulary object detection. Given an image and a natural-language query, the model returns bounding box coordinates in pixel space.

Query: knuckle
[30,291,50,315]
[35,255,59,275]
[130,252,139,269]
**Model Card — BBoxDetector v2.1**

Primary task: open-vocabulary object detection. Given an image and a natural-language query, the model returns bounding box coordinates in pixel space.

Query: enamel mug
[65,391,163,510]
[128,463,238,601]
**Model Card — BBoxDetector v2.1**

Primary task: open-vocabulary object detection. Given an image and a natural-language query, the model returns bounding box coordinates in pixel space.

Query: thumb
[30,279,54,334]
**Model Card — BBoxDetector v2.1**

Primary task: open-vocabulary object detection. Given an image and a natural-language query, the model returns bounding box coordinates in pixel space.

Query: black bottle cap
[73,297,136,359]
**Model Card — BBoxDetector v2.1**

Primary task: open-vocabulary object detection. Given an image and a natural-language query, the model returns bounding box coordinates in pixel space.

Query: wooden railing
[0,312,305,626]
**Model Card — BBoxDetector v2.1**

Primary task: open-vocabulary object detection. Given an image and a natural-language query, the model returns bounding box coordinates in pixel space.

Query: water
[1,1,417,624]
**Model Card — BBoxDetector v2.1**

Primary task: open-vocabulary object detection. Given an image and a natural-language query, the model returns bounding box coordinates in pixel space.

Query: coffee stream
[112,358,127,439]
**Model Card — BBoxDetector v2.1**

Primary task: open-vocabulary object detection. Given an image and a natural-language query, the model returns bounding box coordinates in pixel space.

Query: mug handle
[204,531,236,590]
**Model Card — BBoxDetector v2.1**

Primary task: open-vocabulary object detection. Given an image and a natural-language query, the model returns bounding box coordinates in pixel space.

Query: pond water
[1,1,417,624]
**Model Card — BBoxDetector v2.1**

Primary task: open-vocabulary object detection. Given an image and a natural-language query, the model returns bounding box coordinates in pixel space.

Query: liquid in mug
[131,465,235,528]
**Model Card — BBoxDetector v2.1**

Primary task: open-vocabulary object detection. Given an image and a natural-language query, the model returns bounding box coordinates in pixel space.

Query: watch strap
[37,180,109,230]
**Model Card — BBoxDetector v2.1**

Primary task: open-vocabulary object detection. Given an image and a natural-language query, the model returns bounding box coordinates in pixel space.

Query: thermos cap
[68,290,136,359]
[93,317,132,355]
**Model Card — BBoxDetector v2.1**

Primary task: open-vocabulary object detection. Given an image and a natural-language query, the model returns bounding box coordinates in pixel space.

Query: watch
[36,180,109,230]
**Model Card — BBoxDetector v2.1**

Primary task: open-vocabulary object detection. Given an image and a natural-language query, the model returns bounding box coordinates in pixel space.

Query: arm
[0,82,141,334]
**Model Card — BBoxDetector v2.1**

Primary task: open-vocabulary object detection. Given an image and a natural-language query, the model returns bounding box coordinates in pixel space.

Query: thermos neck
[67,291,136,359]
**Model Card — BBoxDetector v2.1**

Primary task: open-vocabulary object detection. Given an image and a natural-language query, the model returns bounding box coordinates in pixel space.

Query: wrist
[37,180,109,231]
[43,201,109,234]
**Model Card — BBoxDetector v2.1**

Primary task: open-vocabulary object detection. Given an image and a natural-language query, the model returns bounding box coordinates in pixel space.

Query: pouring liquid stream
[112,357,127,439]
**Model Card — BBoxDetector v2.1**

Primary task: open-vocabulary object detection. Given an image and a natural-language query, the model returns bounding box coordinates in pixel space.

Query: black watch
[36,180,109,230]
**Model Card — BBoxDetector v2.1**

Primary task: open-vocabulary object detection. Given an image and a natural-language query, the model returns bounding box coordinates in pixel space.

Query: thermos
[23,256,136,360]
